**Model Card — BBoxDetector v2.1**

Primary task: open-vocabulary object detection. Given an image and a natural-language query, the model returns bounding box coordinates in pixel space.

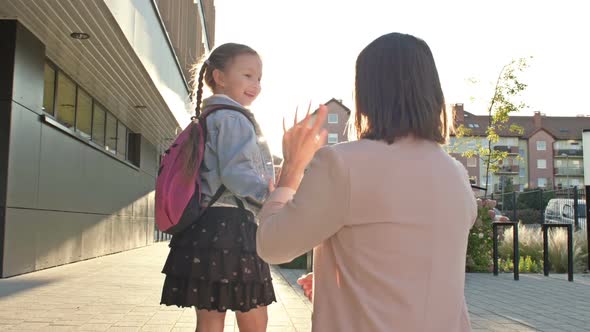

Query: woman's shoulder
[324,139,386,159]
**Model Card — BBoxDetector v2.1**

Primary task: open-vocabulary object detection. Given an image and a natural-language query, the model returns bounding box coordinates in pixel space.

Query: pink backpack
[155,104,256,235]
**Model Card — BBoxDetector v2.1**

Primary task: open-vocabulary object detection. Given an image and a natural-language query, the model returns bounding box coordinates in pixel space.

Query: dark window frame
[54,70,78,129]
[41,60,139,169]
[42,61,59,116]
[75,86,94,139]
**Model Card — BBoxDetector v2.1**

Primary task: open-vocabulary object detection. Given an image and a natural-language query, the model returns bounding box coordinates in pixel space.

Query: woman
[256,32,477,331]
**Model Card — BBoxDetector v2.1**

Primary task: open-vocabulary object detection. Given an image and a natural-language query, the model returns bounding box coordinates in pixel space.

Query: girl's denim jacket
[199,95,275,215]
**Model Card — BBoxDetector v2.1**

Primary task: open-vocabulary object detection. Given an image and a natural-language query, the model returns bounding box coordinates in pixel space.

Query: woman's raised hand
[278,104,328,190]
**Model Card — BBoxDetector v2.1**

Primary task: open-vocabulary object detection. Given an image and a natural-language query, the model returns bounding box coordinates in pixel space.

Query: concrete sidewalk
[0,243,311,331]
[1,242,589,331]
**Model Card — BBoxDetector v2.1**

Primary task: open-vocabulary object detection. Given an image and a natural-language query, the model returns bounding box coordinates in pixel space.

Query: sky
[213,0,590,155]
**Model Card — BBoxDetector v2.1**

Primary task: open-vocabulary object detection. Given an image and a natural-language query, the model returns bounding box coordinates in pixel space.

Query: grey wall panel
[3,207,153,277]
[37,124,156,216]
[37,125,92,212]
[12,22,44,114]
[80,214,113,259]
[0,101,11,207]
[146,190,155,218]
[6,103,41,209]
[34,212,84,270]
[146,218,154,245]
[0,20,16,102]
[3,208,37,276]
[141,136,158,178]
[132,191,149,218]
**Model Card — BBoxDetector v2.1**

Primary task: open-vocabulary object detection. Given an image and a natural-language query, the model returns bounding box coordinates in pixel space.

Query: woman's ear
[212,68,225,89]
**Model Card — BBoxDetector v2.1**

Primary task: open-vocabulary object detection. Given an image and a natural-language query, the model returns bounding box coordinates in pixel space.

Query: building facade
[316,98,352,145]
[0,0,214,277]
[450,103,589,192]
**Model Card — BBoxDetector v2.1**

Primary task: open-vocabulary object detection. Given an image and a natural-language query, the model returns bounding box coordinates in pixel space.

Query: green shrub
[498,255,543,273]
[466,199,494,272]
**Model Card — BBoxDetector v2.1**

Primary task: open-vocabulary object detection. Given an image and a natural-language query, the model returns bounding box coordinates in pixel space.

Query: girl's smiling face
[213,53,262,106]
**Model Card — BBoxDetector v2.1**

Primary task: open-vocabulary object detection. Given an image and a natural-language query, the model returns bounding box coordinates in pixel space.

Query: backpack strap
[207,184,226,208]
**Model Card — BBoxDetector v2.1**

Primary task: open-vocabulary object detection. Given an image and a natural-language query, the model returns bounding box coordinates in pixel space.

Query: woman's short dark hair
[354,32,450,144]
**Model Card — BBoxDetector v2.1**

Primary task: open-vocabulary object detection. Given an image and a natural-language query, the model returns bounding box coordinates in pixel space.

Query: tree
[499,176,515,211]
[453,57,532,198]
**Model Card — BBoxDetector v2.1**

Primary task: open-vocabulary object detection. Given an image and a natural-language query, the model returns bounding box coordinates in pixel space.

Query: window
[537,159,547,169]
[505,138,518,146]
[328,114,338,124]
[536,140,546,151]
[105,112,118,154]
[467,157,477,168]
[572,178,580,187]
[42,61,134,165]
[43,63,56,115]
[92,103,106,146]
[328,133,338,144]
[538,178,547,188]
[55,72,76,128]
[520,168,525,177]
[76,88,92,139]
[468,124,474,128]
[117,122,128,159]
[572,160,581,167]
[127,132,141,167]
[519,149,525,157]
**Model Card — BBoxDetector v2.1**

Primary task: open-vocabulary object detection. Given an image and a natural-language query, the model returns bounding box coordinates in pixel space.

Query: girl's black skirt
[160,207,276,312]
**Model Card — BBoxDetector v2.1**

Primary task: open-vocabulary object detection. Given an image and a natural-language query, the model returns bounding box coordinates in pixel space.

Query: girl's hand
[297,272,314,301]
[278,104,328,190]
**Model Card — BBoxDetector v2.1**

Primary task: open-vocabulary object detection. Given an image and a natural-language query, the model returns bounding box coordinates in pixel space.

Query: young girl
[160,43,276,332]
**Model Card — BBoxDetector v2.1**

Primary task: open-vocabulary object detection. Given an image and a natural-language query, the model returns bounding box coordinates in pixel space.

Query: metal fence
[154,228,172,242]
[489,187,588,233]
[478,186,590,271]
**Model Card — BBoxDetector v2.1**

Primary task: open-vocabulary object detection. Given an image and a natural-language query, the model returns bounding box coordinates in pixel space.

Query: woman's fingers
[283,116,287,134]
[310,105,328,137]
[317,129,328,146]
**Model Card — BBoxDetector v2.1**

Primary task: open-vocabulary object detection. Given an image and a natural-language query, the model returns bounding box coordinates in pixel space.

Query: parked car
[492,208,510,222]
[544,198,587,232]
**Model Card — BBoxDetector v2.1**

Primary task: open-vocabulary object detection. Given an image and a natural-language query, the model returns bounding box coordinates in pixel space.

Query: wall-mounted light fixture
[70,32,90,40]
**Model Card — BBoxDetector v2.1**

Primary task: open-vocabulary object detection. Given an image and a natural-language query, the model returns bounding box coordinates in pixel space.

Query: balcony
[493,146,519,155]
[495,165,519,174]
[554,149,583,158]
[554,167,584,176]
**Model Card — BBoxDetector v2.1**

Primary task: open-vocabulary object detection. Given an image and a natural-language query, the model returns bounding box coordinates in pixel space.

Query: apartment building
[451,103,590,192]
